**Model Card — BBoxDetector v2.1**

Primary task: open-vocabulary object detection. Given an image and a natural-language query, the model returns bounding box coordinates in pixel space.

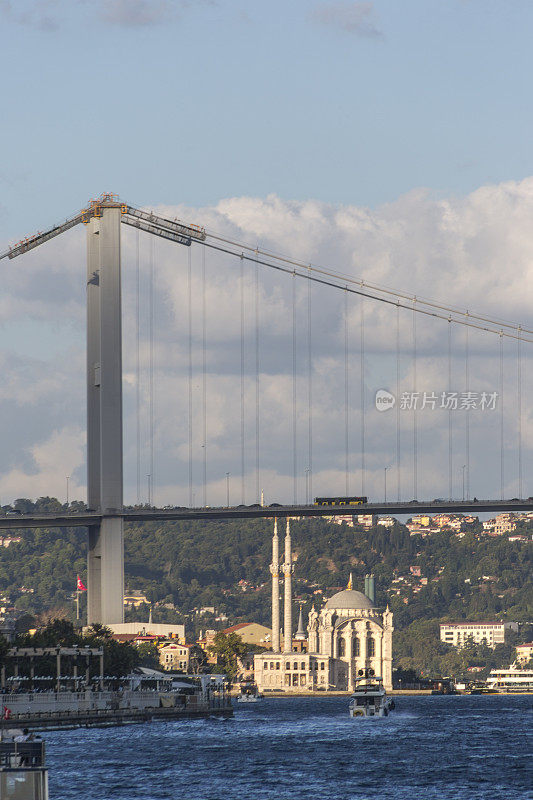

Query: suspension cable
[465,313,470,500]
[396,301,401,502]
[518,325,522,498]
[500,331,504,500]
[292,272,297,504]
[136,228,141,505]
[188,247,193,507]
[149,236,155,507]
[345,288,349,496]
[202,245,207,508]
[240,255,245,505]
[413,299,417,500]
[308,267,313,503]
[255,253,260,504]
[360,293,365,497]
[448,318,452,501]
[199,228,532,336]
[198,239,533,343]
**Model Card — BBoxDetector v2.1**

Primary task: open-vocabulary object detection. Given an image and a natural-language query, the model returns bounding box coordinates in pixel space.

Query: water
[47,695,532,799]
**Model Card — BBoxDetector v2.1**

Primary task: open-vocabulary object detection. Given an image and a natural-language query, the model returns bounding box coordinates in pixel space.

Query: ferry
[237,680,262,703]
[349,669,395,718]
[486,667,533,693]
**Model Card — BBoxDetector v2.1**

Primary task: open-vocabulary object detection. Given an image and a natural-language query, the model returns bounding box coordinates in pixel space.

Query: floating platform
[1,703,232,731]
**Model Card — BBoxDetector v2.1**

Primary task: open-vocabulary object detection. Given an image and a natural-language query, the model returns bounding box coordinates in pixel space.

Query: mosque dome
[325,589,375,610]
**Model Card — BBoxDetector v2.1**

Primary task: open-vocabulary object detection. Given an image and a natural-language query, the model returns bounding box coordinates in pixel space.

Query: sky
[1,0,533,507]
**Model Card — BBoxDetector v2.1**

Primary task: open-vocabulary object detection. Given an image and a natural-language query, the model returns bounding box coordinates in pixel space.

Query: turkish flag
[77,575,87,591]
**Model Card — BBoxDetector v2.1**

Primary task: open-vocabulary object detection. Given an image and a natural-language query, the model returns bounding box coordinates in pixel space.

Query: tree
[136,642,160,669]
[207,632,248,682]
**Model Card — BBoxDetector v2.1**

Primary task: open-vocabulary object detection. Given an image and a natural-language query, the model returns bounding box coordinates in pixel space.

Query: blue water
[46,695,532,799]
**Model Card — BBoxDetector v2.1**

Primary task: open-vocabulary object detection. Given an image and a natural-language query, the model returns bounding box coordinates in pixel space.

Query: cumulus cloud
[0,427,85,503]
[310,1,382,37]
[2,177,533,507]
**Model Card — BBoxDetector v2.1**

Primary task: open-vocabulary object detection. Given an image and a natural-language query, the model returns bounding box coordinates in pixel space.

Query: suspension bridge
[1,193,531,624]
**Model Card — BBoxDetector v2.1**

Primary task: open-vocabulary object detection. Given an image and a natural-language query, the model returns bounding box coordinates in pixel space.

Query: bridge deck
[0,499,532,529]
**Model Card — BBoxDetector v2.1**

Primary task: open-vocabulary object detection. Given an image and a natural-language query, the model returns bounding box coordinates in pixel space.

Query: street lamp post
[461,465,466,502]
[147,474,151,507]
[226,473,230,508]
[305,468,310,505]
[384,467,389,503]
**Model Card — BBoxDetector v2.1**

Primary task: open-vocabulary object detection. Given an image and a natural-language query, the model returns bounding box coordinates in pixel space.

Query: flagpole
[76,589,80,621]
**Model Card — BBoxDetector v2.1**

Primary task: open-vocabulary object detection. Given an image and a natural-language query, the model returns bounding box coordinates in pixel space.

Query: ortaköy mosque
[254,520,393,692]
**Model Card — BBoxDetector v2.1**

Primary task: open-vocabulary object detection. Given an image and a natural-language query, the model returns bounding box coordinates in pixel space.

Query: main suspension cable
[200,228,532,336]
[197,239,532,343]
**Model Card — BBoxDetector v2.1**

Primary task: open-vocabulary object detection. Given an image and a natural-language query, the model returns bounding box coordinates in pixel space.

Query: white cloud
[0,427,85,503]
[2,177,533,506]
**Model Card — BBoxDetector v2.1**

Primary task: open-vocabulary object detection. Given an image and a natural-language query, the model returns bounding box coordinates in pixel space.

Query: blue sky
[2,0,533,237]
[2,1,533,506]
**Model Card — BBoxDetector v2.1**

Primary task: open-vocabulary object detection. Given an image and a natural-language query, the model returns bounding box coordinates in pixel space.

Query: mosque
[253,519,393,692]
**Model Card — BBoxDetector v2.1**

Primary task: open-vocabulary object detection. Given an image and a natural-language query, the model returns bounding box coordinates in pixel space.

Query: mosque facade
[254,520,393,692]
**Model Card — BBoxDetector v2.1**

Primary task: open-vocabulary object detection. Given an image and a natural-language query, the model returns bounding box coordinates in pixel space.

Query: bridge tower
[0,193,206,626]
[86,205,124,625]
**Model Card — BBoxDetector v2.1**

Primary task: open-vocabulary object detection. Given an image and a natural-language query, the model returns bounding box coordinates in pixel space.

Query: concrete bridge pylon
[86,208,124,625]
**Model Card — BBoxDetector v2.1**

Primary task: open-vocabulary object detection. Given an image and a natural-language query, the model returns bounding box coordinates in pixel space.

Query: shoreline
[237,689,533,698]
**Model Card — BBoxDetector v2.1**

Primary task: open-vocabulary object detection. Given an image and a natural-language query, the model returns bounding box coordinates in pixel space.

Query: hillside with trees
[0,498,531,676]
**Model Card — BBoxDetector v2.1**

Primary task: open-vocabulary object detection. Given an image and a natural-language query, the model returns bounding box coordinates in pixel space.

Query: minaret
[269,519,281,652]
[282,518,294,653]
[294,602,306,640]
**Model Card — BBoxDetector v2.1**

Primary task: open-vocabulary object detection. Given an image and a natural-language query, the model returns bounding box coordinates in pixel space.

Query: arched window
[352,637,360,658]
[338,638,346,657]
[367,637,375,657]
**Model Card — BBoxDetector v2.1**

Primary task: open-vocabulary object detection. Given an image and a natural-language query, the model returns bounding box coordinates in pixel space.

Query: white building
[357,515,377,528]
[254,521,393,692]
[159,643,193,671]
[516,642,533,664]
[377,517,396,528]
[106,622,185,642]
[440,621,517,649]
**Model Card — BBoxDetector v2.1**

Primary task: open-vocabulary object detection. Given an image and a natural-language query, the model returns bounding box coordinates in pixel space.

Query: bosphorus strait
[47,695,532,799]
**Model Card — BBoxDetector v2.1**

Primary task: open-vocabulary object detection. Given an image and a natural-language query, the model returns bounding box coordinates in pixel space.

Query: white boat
[486,667,533,693]
[349,671,395,718]
[237,681,262,703]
